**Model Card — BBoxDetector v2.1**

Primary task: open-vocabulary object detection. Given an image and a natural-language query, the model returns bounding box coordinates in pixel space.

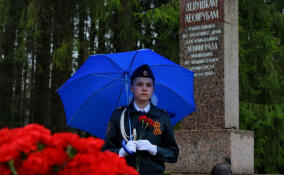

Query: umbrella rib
[100,55,125,73]
[155,83,195,111]
[67,78,120,126]
[56,73,121,92]
[89,73,122,80]
[127,50,139,72]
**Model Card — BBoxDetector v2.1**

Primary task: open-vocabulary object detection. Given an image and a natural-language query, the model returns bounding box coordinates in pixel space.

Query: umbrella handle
[122,139,134,155]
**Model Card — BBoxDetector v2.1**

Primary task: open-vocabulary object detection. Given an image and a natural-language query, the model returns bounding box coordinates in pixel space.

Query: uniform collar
[133,101,150,113]
[128,101,160,118]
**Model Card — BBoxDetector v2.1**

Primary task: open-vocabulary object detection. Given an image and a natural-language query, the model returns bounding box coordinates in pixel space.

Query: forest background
[0,0,283,173]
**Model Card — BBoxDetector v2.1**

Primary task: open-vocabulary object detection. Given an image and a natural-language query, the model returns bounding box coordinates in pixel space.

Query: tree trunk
[0,0,17,128]
[50,0,74,132]
[33,0,52,127]
[78,0,88,67]
[115,0,135,52]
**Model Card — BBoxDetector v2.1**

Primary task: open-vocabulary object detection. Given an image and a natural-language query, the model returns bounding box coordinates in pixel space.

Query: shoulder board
[116,106,126,111]
[161,109,168,114]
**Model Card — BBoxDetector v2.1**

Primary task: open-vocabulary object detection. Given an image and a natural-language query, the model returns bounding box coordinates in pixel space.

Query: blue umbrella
[57,49,195,139]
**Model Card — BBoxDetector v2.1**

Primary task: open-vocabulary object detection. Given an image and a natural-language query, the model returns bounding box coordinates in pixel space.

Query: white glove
[118,140,137,157]
[136,140,157,155]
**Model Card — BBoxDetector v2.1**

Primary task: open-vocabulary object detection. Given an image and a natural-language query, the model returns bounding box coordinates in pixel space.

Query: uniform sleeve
[156,113,179,163]
[101,110,121,154]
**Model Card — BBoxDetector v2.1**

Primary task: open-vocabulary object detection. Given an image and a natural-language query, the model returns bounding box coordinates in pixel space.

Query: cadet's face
[131,77,154,103]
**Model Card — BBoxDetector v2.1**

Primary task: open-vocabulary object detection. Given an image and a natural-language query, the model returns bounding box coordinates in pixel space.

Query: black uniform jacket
[102,102,179,175]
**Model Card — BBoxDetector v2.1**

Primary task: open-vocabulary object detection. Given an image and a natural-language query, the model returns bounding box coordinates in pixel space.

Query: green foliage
[0,0,10,62]
[107,0,123,11]
[53,40,73,71]
[240,103,284,173]
[140,1,179,35]
[16,1,39,64]
[0,0,9,27]
[239,0,283,104]
[24,0,40,40]
[135,0,179,63]
[239,0,284,173]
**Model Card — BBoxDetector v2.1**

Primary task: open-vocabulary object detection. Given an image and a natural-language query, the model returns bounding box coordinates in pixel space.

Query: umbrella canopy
[57,49,195,139]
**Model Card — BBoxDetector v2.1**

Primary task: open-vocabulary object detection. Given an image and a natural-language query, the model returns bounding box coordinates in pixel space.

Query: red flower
[59,149,139,175]
[0,124,139,175]
[99,151,139,175]
[51,132,80,148]
[72,137,104,154]
[0,143,19,162]
[14,136,38,154]
[139,115,147,122]
[0,163,11,175]
[22,152,50,174]
[22,123,51,136]
[42,147,67,166]
[0,127,10,146]
[22,124,52,145]
[59,154,99,175]
[146,118,154,127]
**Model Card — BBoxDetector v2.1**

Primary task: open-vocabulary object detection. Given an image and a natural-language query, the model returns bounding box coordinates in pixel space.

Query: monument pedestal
[166,130,254,174]
[176,0,254,174]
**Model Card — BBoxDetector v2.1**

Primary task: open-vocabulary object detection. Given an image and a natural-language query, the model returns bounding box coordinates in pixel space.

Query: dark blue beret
[130,64,155,83]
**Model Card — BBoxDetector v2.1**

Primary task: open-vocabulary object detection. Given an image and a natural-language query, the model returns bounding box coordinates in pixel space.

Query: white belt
[120,108,137,142]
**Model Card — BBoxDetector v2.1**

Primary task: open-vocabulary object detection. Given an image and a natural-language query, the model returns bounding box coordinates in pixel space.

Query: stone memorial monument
[166,0,254,174]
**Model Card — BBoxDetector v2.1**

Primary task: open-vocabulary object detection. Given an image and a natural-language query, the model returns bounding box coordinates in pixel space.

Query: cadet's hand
[136,140,157,155]
[119,140,137,157]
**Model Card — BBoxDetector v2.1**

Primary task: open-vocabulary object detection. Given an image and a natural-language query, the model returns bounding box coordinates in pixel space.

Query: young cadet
[102,64,179,175]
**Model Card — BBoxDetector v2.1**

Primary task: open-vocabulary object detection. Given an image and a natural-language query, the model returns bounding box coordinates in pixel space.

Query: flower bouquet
[136,115,154,171]
[0,124,138,175]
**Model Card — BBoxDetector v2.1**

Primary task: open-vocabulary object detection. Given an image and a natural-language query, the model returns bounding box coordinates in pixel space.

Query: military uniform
[102,102,179,175]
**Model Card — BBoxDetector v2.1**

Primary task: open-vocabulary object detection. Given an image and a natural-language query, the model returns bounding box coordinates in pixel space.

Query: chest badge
[153,121,162,135]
